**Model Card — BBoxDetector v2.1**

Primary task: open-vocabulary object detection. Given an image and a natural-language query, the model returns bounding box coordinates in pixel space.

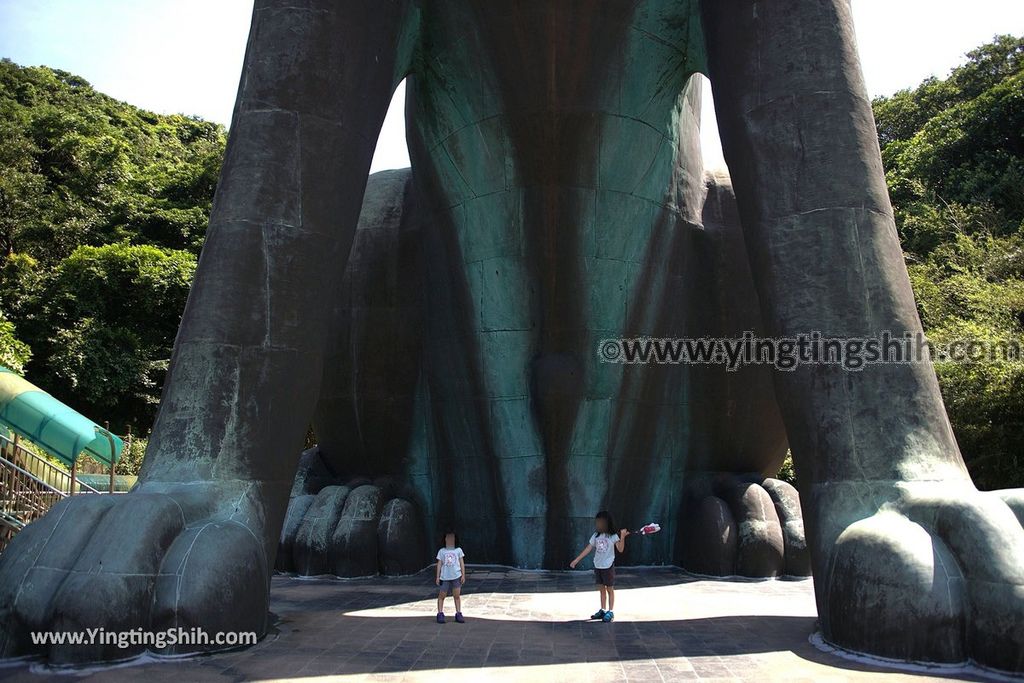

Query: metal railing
[0,432,100,495]
[0,431,108,553]
[0,510,25,553]
[0,452,63,517]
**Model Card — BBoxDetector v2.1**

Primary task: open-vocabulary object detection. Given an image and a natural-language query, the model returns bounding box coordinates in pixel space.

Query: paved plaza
[0,567,1004,682]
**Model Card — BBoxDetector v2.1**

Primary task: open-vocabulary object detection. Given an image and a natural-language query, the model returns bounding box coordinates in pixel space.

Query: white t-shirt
[437,546,465,580]
[589,532,619,569]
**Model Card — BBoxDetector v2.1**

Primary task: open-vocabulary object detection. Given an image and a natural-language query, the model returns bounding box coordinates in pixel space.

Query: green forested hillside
[0,37,1022,486]
[0,59,224,459]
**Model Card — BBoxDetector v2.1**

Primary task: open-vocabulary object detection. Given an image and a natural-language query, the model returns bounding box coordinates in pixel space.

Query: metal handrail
[0,426,128,552]
[0,453,67,497]
[0,451,69,552]
[0,432,101,495]
[0,515,22,554]
[0,510,25,530]
[0,434,113,553]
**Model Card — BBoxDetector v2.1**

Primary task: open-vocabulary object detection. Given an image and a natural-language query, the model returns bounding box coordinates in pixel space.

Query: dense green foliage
[0,308,30,373]
[23,243,196,427]
[776,451,796,486]
[0,60,222,465]
[0,60,224,260]
[874,35,1024,489]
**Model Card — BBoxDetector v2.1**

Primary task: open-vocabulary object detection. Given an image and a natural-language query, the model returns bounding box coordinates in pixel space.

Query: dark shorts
[593,567,616,587]
[438,578,463,594]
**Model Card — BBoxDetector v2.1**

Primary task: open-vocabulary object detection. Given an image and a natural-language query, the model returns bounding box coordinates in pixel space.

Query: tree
[0,308,30,374]
[0,59,226,263]
[21,243,196,432]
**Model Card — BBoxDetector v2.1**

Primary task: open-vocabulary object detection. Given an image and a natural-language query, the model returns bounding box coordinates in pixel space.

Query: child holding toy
[570,510,630,622]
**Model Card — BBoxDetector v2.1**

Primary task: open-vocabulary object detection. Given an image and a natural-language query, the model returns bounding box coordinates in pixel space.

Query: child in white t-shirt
[570,510,629,622]
[435,527,466,623]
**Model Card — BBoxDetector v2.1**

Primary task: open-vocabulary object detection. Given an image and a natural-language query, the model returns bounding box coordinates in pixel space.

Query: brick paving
[0,567,998,682]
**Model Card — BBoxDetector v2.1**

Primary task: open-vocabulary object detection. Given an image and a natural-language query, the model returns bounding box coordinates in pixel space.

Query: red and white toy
[632,522,661,536]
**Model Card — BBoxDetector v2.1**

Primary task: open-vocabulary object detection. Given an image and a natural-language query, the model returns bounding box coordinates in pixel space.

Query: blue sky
[1,0,1022,171]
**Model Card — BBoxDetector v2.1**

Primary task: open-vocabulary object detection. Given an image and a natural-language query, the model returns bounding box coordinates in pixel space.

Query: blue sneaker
[591,609,606,620]
[602,610,614,623]
[437,612,445,624]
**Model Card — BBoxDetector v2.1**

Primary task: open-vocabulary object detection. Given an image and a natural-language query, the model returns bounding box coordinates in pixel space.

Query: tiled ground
[0,567,1000,682]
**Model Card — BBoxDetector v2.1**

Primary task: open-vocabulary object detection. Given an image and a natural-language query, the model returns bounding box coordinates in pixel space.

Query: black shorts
[594,567,616,586]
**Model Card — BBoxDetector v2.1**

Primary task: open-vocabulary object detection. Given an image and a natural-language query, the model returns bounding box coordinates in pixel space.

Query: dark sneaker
[602,610,614,623]
[455,612,465,623]
[591,609,606,620]
[437,612,445,624]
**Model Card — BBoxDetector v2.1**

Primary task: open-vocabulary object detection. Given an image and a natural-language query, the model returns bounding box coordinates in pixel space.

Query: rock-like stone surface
[826,511,965,663]
[726,482,786,578]
[0,480,276,664]
[292,485,352,576]
[276,447,426,578]
[679,495,737,576]
[378,499,425,575]
[761,478,810,577]
[276,494,315,573]
[331,485,386,577]
[679,476,807,579]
